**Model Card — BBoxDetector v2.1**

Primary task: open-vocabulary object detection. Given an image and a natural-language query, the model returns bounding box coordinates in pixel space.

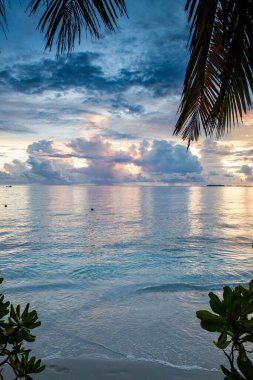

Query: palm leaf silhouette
[26,0,127,54]
[0,0,7,37]
[174,0,253,147]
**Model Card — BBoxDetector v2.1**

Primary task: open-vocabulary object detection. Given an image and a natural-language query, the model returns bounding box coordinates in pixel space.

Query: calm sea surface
[0,185,253,370]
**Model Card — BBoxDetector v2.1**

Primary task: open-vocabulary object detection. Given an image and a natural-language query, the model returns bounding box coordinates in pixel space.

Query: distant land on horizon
[1,183,253,188]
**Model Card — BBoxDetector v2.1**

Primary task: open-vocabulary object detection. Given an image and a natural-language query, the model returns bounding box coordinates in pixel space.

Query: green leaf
[5,326,17,336]
[241,334,253,344]
[241,300,253,316]
[196,310,225,332]
[209,292,225,316]
[21,303,30,320]
[10,304,16,320]
[237,320,253,332]
[223,286,233,309]
[237,349,253,379]
[221,364,245,379]
[215,331,230,349]
[0,276,45,378]
[249,280,253,294]
[21,329,36,343]
[231,299,242,319]
[221,365,233,376]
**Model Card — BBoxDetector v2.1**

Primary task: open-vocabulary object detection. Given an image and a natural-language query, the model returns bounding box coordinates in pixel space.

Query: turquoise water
[0,185,253,370]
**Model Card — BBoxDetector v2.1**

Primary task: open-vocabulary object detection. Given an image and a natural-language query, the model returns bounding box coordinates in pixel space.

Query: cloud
[0,0,190,144]
[0,53,105,94]
[27,140,59,155]
[0,18,188,102]
[26,155,72,184]
[0,122,32,134]
[110,95,144,115]
[200,139,234,156]
[0,50,185,99]
[0,137,203,184]
[237,165,253,181]
[102,129,138,140]
[238,165,252,175]
[2,160,30,183]
[0,49,185,140]
[135,140,202,176]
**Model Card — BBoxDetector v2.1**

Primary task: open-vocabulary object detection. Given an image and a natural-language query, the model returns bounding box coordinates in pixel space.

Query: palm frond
[0,0,7,37]
[27,0,127,54]
[174,0,253,146]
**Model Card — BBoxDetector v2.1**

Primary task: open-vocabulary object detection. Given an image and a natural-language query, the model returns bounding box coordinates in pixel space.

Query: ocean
[0,185,252,371]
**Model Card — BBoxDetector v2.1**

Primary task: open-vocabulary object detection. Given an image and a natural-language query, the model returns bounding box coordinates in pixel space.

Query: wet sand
[16,357,223,379]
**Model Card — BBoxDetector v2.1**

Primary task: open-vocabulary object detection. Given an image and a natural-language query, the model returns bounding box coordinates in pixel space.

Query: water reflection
[0,185,253,368]
[188,187,203,236]
[218,187,253,239]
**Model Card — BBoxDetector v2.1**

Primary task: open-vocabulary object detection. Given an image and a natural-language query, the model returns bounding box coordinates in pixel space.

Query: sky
[0,0,253,185]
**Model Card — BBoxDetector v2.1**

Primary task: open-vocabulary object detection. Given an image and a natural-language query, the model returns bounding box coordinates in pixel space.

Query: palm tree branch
[0,0,7,37]
[174,0,253,146]
[174,0,220,144]
[26,0,127,54]
[207,0,253,139]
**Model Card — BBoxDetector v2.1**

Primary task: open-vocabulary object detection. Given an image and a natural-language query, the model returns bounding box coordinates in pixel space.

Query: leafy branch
[0,277,45,380]
[197,280,253,379]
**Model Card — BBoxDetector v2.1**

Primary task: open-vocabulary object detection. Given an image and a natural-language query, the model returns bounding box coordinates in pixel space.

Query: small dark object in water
[4,205,7,207]
[90,208,94,211]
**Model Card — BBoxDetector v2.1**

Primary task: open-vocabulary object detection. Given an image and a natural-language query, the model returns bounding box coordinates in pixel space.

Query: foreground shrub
[0,277,45,379]
[197,280,253,379]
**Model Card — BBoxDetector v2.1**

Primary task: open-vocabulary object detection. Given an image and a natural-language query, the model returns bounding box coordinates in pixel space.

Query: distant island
[206,184,252,187]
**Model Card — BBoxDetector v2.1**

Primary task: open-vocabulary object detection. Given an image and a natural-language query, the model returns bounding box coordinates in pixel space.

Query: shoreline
[5,357,223,380]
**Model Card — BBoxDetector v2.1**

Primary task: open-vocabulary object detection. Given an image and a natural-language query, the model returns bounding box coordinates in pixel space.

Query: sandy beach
[3,357,223,380]
[38,357,223,380]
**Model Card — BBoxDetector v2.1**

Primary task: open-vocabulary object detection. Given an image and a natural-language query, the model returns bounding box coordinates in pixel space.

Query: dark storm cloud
[118,57,185,98]
[0,47,186,99]
[0,53,105,94]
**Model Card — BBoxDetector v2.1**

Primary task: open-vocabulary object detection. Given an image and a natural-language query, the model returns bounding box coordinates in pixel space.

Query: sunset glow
[0,0,252,185]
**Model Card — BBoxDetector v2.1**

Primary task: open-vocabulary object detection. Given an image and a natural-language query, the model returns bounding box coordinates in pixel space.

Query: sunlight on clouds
[242,111,253,127]
[222,157,242,172]
[77,114,109,138]
[72,157,89,168]
[0,137,203,185]
[222,152,253,182]
[52,141,71,154]
[189,145,201,160]
[223,121,253,143]
[87,114,108,126]
[124,163,141,175]
[0,145,27,170]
